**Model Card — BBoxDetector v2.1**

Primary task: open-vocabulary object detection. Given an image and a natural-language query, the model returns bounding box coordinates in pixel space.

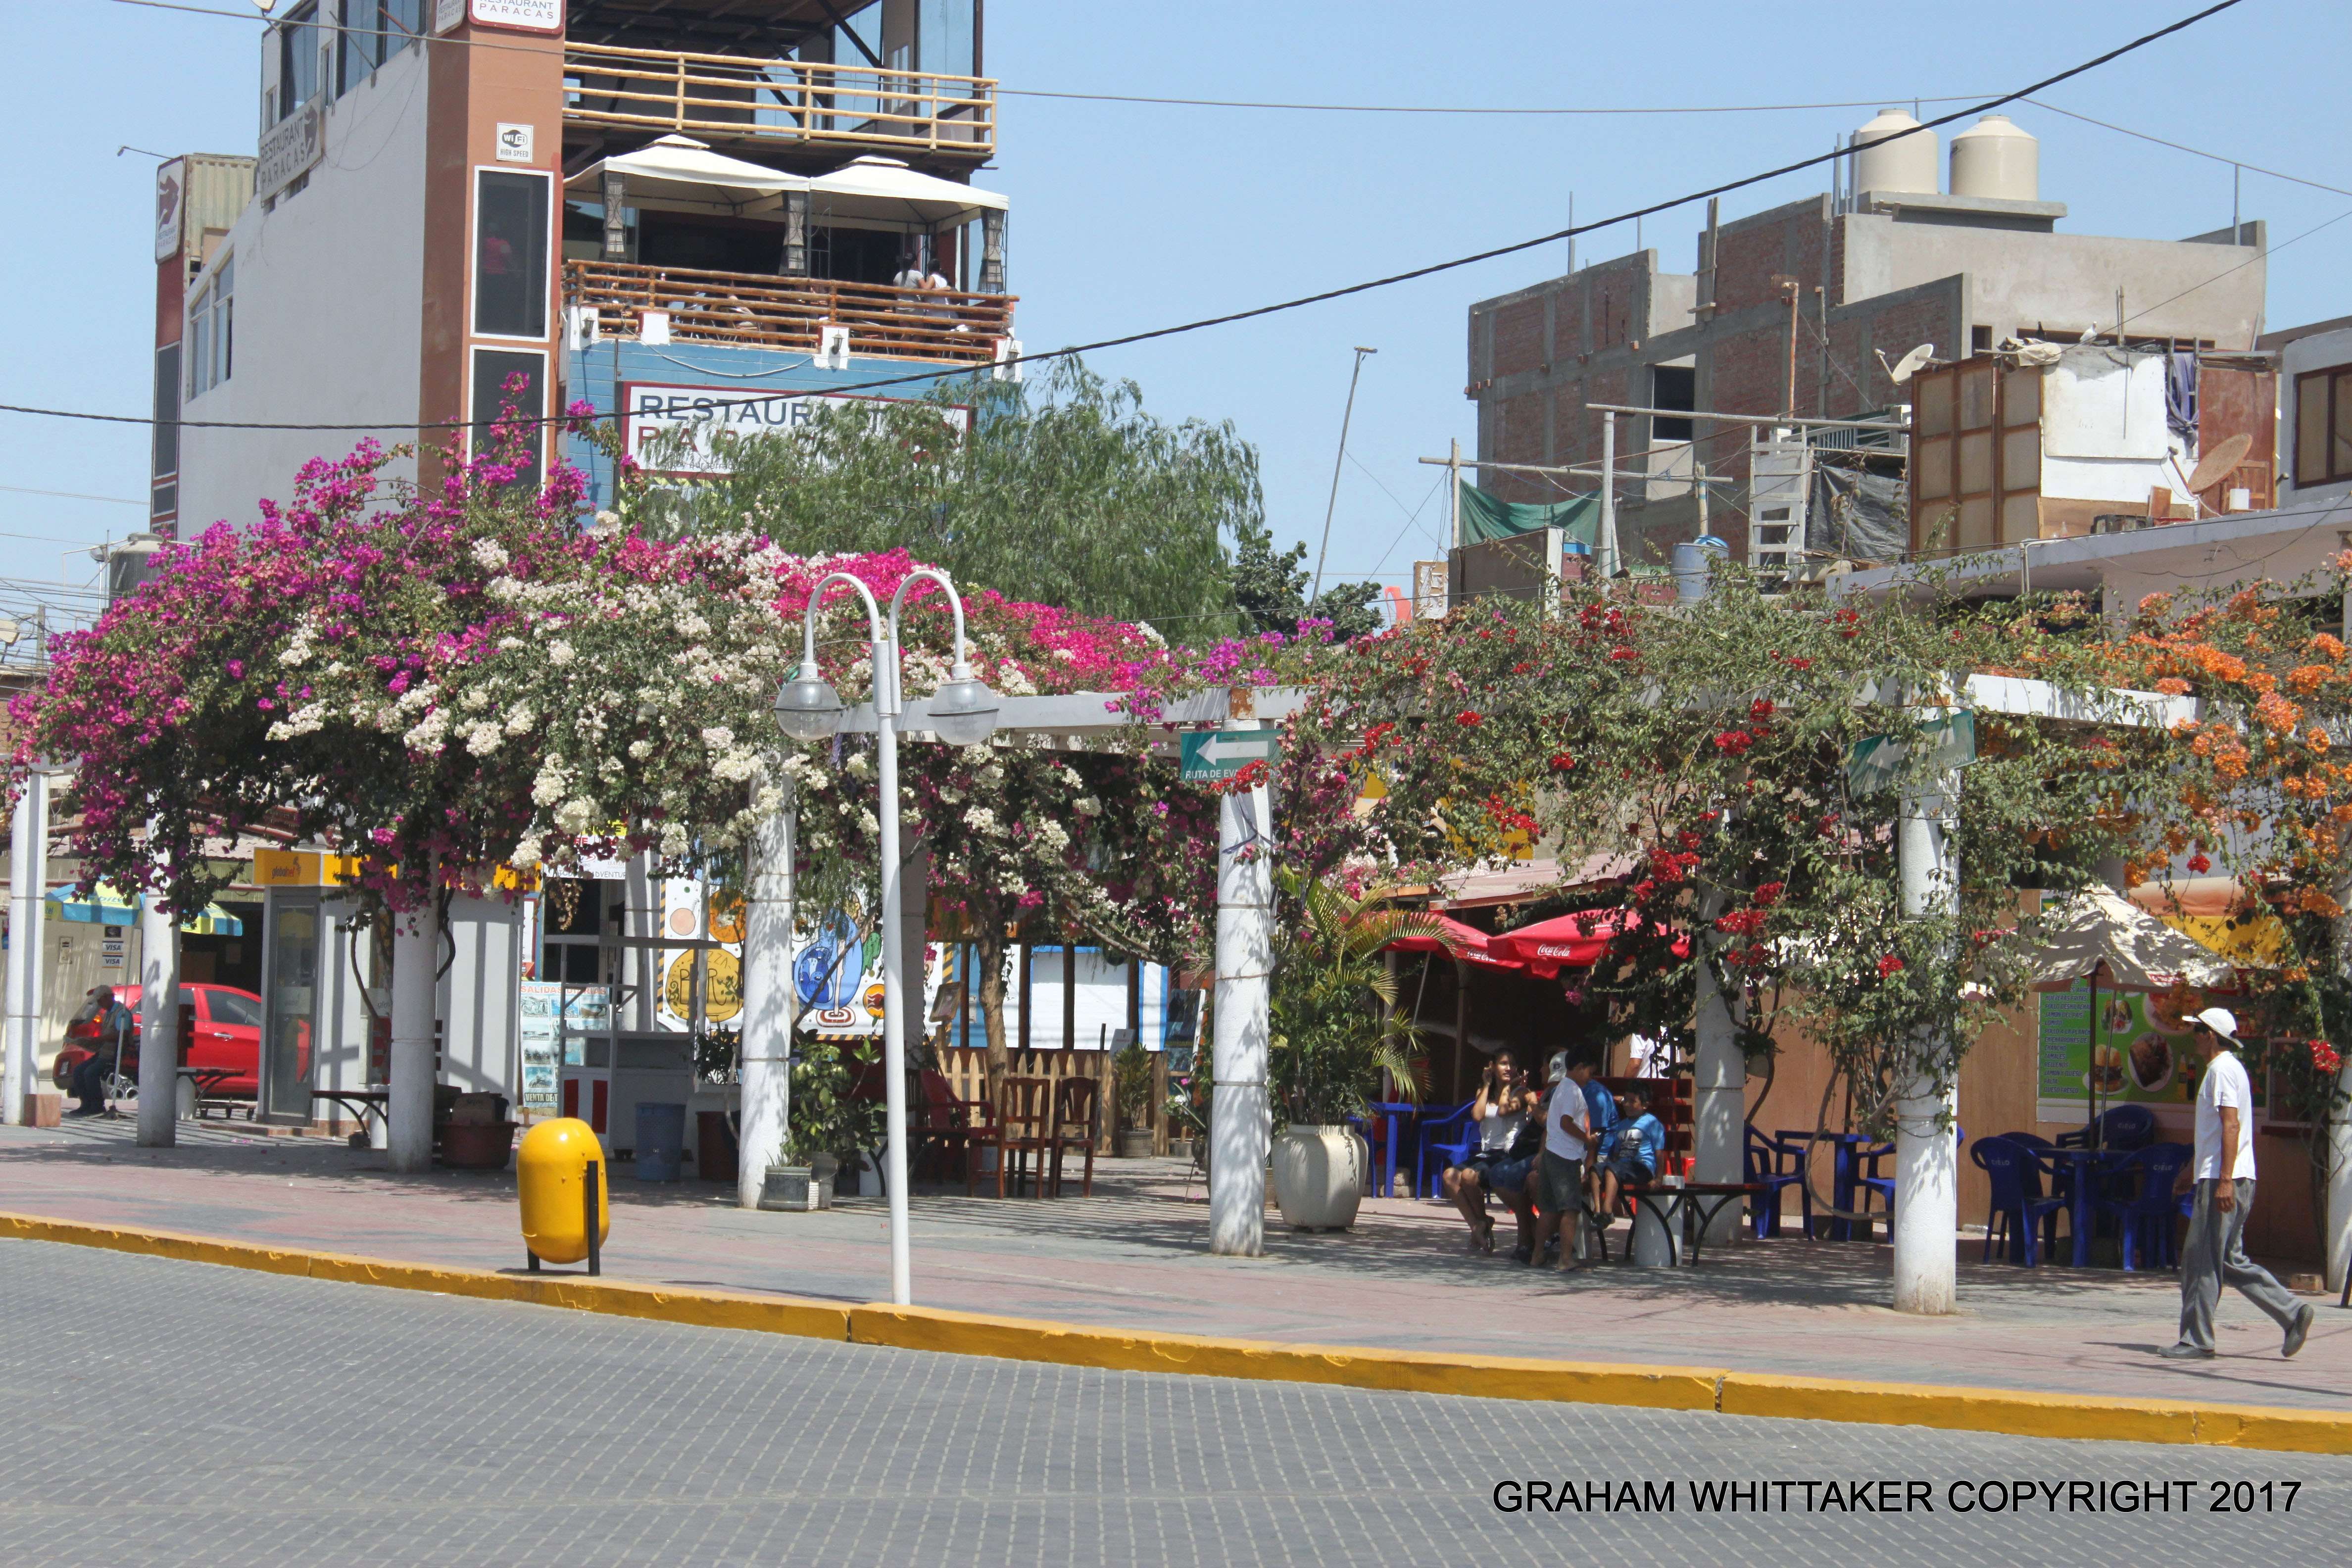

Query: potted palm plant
[1113,1041,1156,1157]
[1267,872,1455,1230]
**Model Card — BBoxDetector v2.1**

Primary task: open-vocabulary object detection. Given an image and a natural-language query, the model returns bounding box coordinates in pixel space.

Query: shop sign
[256,99,324,200]
[468,0,564,33]
[619,383,969,476]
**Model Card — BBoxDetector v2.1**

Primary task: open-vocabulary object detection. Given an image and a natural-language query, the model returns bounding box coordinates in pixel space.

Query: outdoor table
[1620,1182,1763,1267]
[313,1089,389,1146]
[1777,1129,1873,1238]
[2043,1146,2128,1267]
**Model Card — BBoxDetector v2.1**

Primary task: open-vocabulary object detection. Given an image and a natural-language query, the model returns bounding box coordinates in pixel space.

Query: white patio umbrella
[804,155,1008,229]
[2025,888,2240,1146]
[565,134,805,217]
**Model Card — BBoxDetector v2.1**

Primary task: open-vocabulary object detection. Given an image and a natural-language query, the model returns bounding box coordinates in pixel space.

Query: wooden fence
[564,260,1014,365]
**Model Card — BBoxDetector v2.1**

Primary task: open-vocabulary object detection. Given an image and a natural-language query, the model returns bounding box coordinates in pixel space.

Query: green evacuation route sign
[1179,728,1281,783]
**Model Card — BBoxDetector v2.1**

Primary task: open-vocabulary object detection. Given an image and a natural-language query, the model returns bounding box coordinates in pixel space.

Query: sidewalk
[3,1118,2344,1412]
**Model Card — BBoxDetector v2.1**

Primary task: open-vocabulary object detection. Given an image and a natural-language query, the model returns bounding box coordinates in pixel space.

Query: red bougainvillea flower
[2311,1040,2342,1076]
[1712,730,1754,756]
[1548,751,1576,772]
[2187,852,2211,874]
[1749,698,1775,723]
[1876,954,1906,978]
[1455,710,1483,728]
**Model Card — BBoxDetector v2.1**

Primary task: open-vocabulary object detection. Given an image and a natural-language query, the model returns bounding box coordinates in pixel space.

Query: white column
[625,852,656,1033]
[874,637,914,1305]
[135,866,180,1147]
[1891,764,1960,1315]
[3,772,47,1125]
[1210,745,1274,1257]
[736,789,795,1209]
[388,883,440,1174]
[1598,413,1618,581]
[1691,957,1743,1241]
[2325,1054,2352,1296]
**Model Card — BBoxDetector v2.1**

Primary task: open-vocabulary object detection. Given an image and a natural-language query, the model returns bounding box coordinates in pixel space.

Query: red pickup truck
[51,983,273,1097]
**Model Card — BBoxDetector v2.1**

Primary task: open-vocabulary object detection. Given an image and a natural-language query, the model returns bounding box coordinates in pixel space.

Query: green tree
[1230,518,1385,641]
[635,359,1259,636]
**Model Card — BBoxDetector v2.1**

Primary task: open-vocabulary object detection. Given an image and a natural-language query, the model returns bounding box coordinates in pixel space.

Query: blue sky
[3,0,2347,622]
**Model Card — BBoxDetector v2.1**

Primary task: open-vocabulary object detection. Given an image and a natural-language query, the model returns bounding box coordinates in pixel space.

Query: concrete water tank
[1950,115,2039,201]
[1853,109,1938,196]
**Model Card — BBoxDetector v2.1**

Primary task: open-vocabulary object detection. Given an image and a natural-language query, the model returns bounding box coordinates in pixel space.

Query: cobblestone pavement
[2,1239,2346,1567]
[4,1121,2346,1414]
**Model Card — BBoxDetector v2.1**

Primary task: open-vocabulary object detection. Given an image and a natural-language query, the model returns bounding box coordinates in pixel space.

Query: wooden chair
[986,1076,1055,1198]
[912,1069,990,1191]
[1048,1076,1099,1198]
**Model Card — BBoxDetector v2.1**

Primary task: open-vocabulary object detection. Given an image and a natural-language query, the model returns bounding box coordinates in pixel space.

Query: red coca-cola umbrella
[1384,914,1525,970]
[1490,908,1684,977]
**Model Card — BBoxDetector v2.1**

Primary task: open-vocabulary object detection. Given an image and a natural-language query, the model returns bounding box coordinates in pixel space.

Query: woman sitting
[1441,1051,1541,1254]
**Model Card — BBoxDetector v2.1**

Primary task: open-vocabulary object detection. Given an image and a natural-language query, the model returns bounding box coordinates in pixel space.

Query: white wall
[176,46,430,532]
[440,895,522,1100]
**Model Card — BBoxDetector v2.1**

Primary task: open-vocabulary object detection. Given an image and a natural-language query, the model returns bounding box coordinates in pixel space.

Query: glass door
[260,894,321,1124]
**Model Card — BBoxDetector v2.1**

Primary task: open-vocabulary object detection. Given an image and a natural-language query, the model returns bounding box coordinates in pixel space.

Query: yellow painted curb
[6,1210,2348,1454]
[0,1211,851,1345]
[849,1303,1723,1409]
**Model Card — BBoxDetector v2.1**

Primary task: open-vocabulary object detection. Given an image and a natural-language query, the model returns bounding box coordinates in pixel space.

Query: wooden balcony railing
[564,260,1016,365]
[564,43,996,160]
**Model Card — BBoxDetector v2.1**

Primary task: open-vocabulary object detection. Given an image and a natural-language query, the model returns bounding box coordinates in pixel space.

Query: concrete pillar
[1691,957,1743,1241]
[1209,751,1274,1257]
[135,868,180,1147]
[736,793,795,1209]
[1891,763,1960,1316]
[388,886,440,1174]
[2326,1056,2352,1297]
[625,852,656,1034]
[898,839,930,1064]
[3,772,48,1125]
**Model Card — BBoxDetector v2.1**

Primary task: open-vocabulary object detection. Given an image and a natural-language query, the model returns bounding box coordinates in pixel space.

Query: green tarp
[1457,482,1600,547]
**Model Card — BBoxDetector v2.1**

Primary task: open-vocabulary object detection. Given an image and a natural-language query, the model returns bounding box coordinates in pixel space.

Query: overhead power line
[998,88,1994,116]
[2022,98,2352,200]
[21,0,2250,441]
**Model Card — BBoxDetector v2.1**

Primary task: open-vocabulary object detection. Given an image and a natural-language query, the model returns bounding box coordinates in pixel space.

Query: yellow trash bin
[518,1117,609,1274]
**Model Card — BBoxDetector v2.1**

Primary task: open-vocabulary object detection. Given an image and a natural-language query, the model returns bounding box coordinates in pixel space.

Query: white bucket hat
[2191,1006,2239,1042]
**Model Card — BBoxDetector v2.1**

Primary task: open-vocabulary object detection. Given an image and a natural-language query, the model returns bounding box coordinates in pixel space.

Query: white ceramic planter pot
[1271,1125,1368,1230]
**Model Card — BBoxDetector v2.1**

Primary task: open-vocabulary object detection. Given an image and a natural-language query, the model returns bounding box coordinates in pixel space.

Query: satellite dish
[1887,343,1936,384]
[0,619,17,647]
[2185,433,2254,495]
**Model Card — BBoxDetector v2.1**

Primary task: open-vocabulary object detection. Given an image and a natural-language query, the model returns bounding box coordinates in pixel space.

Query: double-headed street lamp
[774,568,997,1306]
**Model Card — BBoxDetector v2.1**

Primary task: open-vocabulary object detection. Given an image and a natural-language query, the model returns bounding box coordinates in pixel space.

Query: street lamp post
[773,567,998,1307]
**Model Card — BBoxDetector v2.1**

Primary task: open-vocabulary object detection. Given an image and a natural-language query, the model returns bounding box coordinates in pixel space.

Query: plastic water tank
[1853,109,1938,197]
[1673,536,1729,602]
[1950,115,2039,201]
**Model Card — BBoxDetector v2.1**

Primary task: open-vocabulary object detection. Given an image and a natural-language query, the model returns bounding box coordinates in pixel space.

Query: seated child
[1590,1081,1666,1225]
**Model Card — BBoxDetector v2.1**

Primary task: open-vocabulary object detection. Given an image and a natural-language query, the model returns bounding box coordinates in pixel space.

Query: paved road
[1,1240,2345,1567]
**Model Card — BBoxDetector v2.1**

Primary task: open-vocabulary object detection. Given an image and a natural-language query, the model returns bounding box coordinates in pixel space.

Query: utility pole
[1447,439,1462,549]
[1694,460,1710,536]
[1309,346,1377,606]
[1774,275,1801,418]
[1598,413,1618,580]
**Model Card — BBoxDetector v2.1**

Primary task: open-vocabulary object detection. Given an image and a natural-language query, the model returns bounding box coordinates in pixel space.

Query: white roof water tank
[1853,108,1937,196]
[1950,114,2039,201]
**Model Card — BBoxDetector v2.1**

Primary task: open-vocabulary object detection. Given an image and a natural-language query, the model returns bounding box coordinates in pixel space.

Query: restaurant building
[150,0,1013,536]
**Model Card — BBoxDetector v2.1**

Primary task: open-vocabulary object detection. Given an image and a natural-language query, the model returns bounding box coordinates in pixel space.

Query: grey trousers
[2177,1178,2302,1351]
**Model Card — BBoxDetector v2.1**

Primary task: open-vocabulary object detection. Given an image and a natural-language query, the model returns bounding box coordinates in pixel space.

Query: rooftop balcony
[564,44,996,166]
[564,260,1015,365]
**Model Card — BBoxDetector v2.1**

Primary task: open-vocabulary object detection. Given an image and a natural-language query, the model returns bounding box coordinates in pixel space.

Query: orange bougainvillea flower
[2313,632,2346,661]
[2253,691,2302,733]
[2153,677,2191,695]
[2288,664,2334,695]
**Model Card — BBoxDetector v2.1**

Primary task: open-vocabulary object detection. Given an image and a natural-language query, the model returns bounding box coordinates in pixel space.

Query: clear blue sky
[3,0,2347,616]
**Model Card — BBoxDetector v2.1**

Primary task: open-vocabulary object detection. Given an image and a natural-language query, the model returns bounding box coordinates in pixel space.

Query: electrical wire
[0,484,149,508]
[997,88,1996,117]
[2022,98,2352,200]
[26,0,2250,440]
[2119,203,2352,332]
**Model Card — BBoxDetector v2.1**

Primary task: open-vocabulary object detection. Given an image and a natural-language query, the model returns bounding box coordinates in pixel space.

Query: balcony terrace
[564,43,995,166]
[565,260,1014,364]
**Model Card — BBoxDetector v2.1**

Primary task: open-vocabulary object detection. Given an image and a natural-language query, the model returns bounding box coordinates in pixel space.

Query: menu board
[2035,980,2207,1123]
[519,982,608,1119]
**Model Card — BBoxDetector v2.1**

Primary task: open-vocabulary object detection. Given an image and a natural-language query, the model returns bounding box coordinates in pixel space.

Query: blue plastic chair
[1743,1125,1809,1238]
[2097,1142,2193,1271]
[2056,1103,2158,1151]
[1851,1125,1962,1241]
[1971,1135,2070,1266]
[1414,1101,1476,1198]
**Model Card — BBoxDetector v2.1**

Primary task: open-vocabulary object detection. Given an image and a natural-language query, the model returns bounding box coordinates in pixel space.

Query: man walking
[2160,1007,2315,1361]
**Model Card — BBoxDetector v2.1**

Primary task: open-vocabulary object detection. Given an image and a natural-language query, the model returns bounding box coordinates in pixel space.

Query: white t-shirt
[2193,1049,2257,1181]
[1476,1103,1525,1155]
[1545,1078,1591,1161]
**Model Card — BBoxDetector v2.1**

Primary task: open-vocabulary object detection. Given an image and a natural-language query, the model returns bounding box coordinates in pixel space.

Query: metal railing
[564,43,996,160]
[564,260,1015,365]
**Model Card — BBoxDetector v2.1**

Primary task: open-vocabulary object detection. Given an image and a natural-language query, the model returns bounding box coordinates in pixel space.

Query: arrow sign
[1180,728,1281,783]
